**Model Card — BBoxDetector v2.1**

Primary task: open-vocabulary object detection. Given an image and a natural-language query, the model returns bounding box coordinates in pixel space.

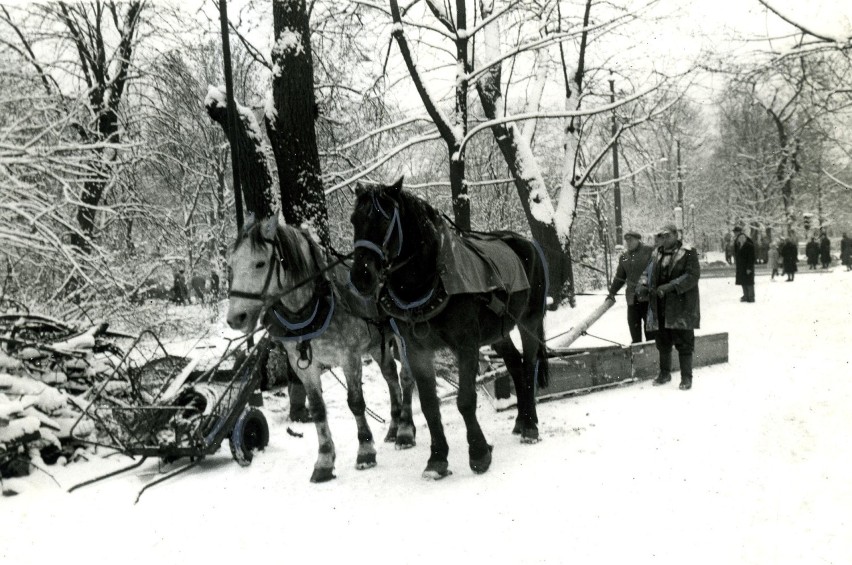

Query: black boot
[653,350,672,386]
[679,353,693,390]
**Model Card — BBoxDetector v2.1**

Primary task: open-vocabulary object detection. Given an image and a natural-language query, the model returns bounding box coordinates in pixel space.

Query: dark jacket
[841,236,852,265]
[640,242,701,331]
[734,233,755,286]
[781,241,798,273]
[806,240,819,262]
[819,236,831,263]
[608,243,653,305]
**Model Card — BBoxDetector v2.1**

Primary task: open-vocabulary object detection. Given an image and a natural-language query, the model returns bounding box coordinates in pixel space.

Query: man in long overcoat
[781,237,798,281]
[841,233,852,271]
[806,237,819,269]
[607,230,655,343]
[733,225,755,302]
[819,232,832,269]
[637,223,701,391]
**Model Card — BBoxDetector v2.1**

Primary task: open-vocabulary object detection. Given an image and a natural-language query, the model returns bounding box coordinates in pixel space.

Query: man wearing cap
[606,230,655,343]
[733,225,756,303]
[637,223,701,390]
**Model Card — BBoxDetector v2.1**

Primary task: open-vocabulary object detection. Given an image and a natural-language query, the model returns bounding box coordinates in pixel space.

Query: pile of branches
[0,306,174,484]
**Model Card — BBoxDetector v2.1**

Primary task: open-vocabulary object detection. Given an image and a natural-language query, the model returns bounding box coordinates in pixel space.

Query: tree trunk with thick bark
[206,88,276,219]
[267,0,330,245]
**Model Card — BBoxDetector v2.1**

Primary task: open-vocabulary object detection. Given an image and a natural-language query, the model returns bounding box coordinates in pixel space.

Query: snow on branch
[324,129,443,195]
[756,0,850,44]
[459,83,664,155]
[823,168,852,190]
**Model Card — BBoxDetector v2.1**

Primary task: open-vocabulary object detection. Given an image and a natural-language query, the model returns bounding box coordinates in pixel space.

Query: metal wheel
[229,407,269,467]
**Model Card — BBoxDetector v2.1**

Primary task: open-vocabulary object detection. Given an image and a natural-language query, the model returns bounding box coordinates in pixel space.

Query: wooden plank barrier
[475,332,729,408]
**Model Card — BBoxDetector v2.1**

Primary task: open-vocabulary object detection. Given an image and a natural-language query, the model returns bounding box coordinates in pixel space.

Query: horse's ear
[260,214,279,240]
[389,175,404,194]
[354,182,366,197]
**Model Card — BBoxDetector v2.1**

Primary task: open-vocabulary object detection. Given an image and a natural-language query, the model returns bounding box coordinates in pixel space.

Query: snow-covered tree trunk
[205,87,276,219]
[475,0,574,306]
[267,0,330,245]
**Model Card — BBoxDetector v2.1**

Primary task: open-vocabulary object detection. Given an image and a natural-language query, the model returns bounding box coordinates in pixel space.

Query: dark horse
[349,178,549,479]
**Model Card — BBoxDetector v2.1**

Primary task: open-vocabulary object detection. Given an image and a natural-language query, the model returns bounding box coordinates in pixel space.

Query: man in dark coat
[210,269,221,298]
[781,237,798,281]
[805,237,819,269]
[172,268,188,304]
[819,232,832,268]
[733,225,756,303]
[607,230,655,343]
[841,233,852,271]
[637,223,701,391]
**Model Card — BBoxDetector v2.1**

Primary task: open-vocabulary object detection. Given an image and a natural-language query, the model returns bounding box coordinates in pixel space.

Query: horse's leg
[395,343,417,449]
[516,318,543,444]
[492,338,528,436]
[294,364,336,482]
[340,353,377,470]
[455,342,493,474]
[403,339,449,479]
[373,341,416,448]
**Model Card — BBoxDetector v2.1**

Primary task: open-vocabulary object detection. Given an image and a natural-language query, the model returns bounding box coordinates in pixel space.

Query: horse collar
[265,279,335,343]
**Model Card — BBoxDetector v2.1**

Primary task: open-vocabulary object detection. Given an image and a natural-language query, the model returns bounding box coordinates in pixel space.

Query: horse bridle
[228,236,287,303]
[353,192,411,292]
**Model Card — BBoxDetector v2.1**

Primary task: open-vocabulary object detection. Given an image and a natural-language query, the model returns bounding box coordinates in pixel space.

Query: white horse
[226,215,415,482]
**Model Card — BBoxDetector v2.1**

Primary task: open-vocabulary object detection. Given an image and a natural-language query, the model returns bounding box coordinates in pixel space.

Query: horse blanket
[437,225,530,297]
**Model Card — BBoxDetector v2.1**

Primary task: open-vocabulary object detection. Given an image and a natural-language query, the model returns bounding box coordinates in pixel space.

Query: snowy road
[2,270,851,565]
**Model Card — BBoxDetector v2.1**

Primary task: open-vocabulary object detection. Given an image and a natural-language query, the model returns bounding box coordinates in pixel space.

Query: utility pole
[610,74,622,243]
[219,0,244,232]
[676,139,684,231]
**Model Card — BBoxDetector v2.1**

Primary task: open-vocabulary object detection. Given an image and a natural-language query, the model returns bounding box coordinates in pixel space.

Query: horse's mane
[375,185,444,244]
[233,221,321,284]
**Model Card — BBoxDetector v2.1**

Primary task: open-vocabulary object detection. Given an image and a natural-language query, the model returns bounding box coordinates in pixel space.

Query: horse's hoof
[469,444,494,474]
[512,420,523,435]
[383,430,398,443]
[395,434,416,450]
[310,467,336,483]
[356,453,377,470]
[422,461,451,480]
[521,426,540,444]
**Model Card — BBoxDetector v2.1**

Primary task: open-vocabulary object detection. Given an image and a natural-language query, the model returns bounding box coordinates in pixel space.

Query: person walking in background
[637,223,701,391]
[724,232,734,265]
[781,237,798,281]
[768,240,780,281]
[806,237,819,270]
[841,233,852,271]
[819,231,832,269]
[733,225,756,302]
[607,230,656,343]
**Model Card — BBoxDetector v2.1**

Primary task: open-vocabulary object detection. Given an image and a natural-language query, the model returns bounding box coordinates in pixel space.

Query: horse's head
[349,177,405,297]
[226,214,316,333]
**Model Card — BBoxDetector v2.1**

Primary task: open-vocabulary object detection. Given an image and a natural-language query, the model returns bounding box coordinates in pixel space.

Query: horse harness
[354,195,518,325]
[228,231,335,368]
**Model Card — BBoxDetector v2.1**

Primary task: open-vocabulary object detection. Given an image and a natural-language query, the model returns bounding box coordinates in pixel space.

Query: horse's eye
[255,261,266,269]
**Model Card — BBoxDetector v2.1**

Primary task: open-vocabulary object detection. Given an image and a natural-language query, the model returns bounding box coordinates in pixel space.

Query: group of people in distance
[606,223,852,392]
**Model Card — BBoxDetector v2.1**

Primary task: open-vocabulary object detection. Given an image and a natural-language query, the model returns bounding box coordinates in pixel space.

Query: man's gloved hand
[746,269,752,275]
[606,293,616,302]
[656,283,675,298]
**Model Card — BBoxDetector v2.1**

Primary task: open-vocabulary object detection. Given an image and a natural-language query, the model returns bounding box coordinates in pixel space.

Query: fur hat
[656,223,679,236]
[623,230,641,240]
[732,225,743,233]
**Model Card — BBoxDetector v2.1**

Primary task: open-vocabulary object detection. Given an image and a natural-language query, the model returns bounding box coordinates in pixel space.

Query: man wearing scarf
[637,223,701,391]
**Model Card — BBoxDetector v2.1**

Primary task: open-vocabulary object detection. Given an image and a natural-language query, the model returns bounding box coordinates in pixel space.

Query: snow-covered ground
[2,268,851,565]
